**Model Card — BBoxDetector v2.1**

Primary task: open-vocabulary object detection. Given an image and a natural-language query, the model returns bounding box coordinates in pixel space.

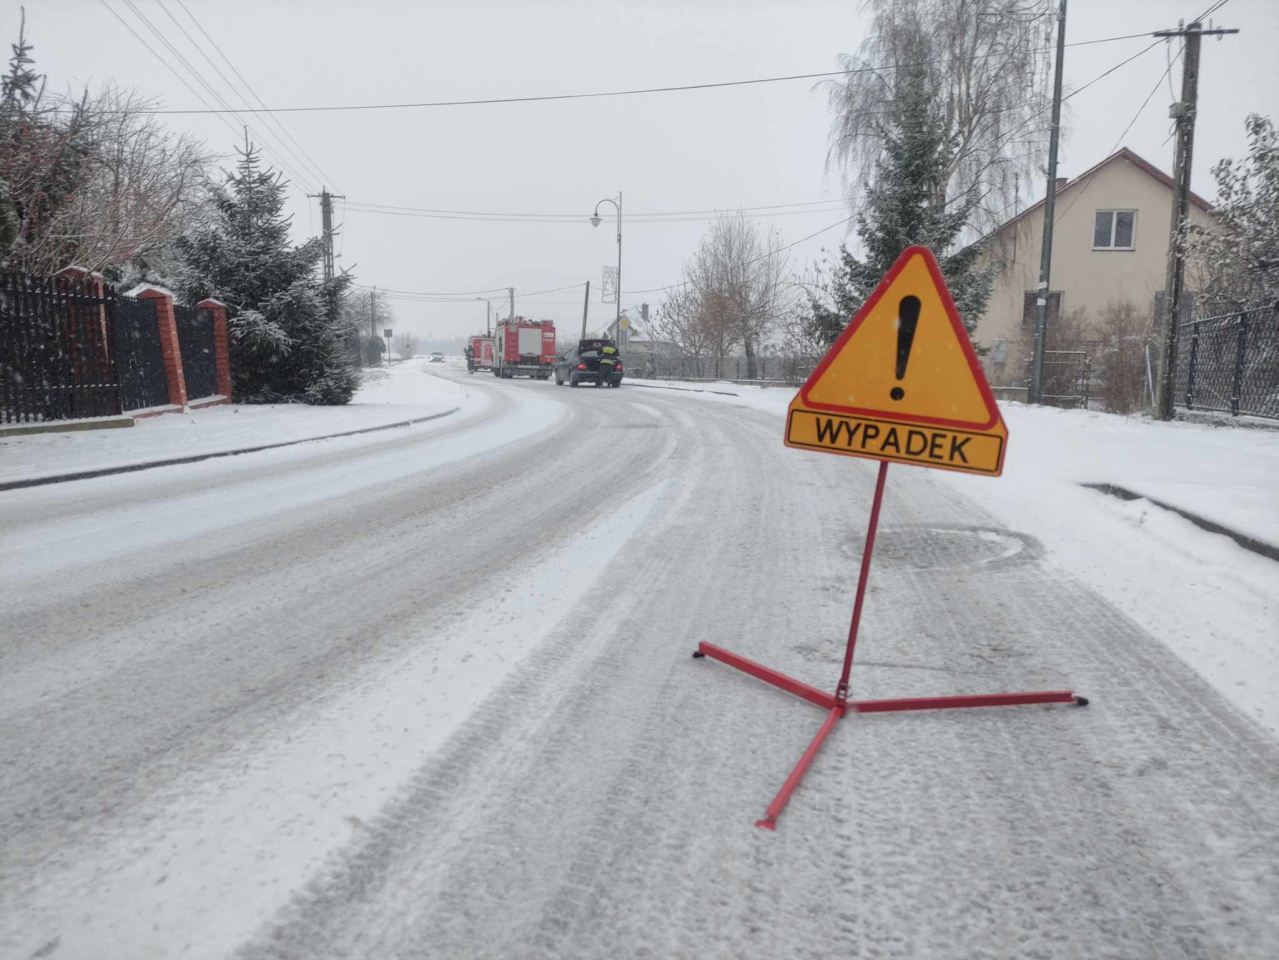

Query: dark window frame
[1093,209,1137,251]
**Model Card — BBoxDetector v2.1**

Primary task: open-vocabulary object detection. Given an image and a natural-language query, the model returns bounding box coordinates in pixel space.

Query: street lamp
[590,192,622,339]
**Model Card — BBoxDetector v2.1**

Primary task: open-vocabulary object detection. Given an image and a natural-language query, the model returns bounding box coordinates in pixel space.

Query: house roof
[994,147,1213,236]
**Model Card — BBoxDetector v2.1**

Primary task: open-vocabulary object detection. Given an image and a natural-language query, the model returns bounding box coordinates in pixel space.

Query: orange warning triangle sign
[785,246,1008,476]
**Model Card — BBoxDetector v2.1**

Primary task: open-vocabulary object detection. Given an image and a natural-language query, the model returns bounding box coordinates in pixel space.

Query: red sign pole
[835,461,889,705]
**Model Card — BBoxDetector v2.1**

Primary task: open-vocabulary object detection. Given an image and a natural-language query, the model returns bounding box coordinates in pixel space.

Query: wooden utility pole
[1153,19,1237,420]
[308,188,344,331]
[307,187,345,285]
[508,287,515,321]
[1029,0,1067,405]
[581,280,590,340]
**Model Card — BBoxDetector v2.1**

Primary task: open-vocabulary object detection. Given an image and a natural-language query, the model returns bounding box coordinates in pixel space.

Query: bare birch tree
[827,0,1055,234]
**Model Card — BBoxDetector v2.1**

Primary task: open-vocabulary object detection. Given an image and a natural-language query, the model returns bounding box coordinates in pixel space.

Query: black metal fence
[113,293,169,412]
[1176,304,1279,419]
[0,271,123,423]
[176,303,218,399]
[627,353,818,384]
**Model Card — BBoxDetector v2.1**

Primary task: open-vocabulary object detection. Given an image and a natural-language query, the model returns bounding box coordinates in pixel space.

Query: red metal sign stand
[693,462,1087,830]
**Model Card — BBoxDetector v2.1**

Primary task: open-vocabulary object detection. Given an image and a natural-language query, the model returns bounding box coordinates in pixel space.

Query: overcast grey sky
[9,0,1278,340]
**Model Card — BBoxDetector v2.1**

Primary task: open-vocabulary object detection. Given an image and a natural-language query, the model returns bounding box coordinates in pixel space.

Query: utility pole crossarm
[1151,28,1238,37]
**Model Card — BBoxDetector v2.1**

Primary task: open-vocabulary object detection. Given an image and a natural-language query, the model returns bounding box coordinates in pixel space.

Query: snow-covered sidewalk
[0,360,482,486]
[629,377,1279,738]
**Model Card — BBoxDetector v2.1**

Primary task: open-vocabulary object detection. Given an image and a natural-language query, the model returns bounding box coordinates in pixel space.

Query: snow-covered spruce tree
[806,56,991,347]
[175,142,356,404]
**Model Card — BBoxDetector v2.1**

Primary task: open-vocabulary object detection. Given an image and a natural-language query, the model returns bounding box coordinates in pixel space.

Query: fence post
[198,298,233,401]
[126,283,187,409]
[1230,311,1248,417]
[1184,321,1200,409]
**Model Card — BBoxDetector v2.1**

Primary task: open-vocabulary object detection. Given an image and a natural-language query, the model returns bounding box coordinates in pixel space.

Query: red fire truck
[466,335,495,373]
[492,318,556,379]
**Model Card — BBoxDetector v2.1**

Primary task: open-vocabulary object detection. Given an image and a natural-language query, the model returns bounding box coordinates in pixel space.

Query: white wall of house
[974,153,1216,385]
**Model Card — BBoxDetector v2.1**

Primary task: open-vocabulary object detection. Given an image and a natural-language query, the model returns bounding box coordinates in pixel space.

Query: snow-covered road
[3,368,1277,959]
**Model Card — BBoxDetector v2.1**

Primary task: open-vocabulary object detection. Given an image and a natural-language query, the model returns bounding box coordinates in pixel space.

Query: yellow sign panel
[786,410,1005,475]
[785,246,1008,477]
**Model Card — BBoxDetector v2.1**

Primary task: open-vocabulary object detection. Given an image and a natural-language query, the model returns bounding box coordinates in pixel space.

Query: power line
[615,34,1171,302]
[518,282,588,297]
[341,201,849,226]
[622,214,856,297]
[352,282,513,299]
[1195,0,1232,20]
[118,0,317,191]
[168,0,340,192]
[115,31,1160,116]
[1053,45,1183,228]
[101,0,319,194]
[343,197,846,221]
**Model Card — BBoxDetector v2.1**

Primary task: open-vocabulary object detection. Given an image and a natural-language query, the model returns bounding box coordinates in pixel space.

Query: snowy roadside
[628,377,1279,738]
[0,360,482,485]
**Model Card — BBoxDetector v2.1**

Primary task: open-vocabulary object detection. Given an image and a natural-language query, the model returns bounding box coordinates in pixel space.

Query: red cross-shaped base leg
[692,463,1087,829]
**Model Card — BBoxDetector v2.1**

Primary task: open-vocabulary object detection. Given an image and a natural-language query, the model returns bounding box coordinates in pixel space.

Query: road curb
[626,382,741,398]
[0,407,462,492]
[1082,482,1279,562]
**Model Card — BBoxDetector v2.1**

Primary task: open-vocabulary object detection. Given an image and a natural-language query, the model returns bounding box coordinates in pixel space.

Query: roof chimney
[1055,177,1068,193]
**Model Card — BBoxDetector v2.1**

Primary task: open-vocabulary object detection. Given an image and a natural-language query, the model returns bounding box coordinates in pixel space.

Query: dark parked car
[554,338,623,388]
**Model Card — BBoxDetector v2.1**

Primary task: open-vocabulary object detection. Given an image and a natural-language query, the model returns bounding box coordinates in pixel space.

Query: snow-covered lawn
[629,378,1279,738]
[0,360,481,484]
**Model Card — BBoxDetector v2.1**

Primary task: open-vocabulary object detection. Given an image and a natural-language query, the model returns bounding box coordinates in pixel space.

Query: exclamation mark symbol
[891,295,920,401]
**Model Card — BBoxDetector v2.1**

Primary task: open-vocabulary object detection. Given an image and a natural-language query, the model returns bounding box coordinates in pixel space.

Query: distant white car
[429,352,446,363]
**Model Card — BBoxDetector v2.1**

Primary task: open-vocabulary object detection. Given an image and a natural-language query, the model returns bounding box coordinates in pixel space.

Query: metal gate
[0,271,122,423]
[112,293,170,412]
[176,304,218,399]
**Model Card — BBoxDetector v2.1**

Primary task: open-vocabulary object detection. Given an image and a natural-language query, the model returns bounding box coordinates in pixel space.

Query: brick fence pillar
[55,264,108,358]
[197,298,233,400]
[55,264,105,296]
[126,283,187,408]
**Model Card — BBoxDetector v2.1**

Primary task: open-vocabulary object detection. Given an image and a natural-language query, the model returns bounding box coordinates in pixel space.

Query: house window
[1094,210,1136,250]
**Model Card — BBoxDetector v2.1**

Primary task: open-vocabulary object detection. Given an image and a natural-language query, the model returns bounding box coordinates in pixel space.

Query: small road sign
[785,246,1008,476]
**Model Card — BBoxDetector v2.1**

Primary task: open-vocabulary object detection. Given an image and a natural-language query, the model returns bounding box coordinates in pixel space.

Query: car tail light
[615,364,622,372]
[577,363,586,370]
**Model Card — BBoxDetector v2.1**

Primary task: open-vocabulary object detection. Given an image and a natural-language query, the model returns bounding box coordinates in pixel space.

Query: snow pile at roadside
[0,360,482,484]
[630,378,1279,738]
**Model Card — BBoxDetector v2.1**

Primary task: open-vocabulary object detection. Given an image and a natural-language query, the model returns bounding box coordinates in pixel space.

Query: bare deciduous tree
[827,0,1055,233]
[653,283,717,376]
[661,213,791,379]
[340,287,395,341]
[1091,300,1150,415]
[2,20,211,276]
[394,329,419,361]
[51,85,211,278]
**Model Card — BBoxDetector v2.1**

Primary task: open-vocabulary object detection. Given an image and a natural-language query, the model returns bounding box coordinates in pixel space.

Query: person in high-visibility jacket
[598,343,618,386]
